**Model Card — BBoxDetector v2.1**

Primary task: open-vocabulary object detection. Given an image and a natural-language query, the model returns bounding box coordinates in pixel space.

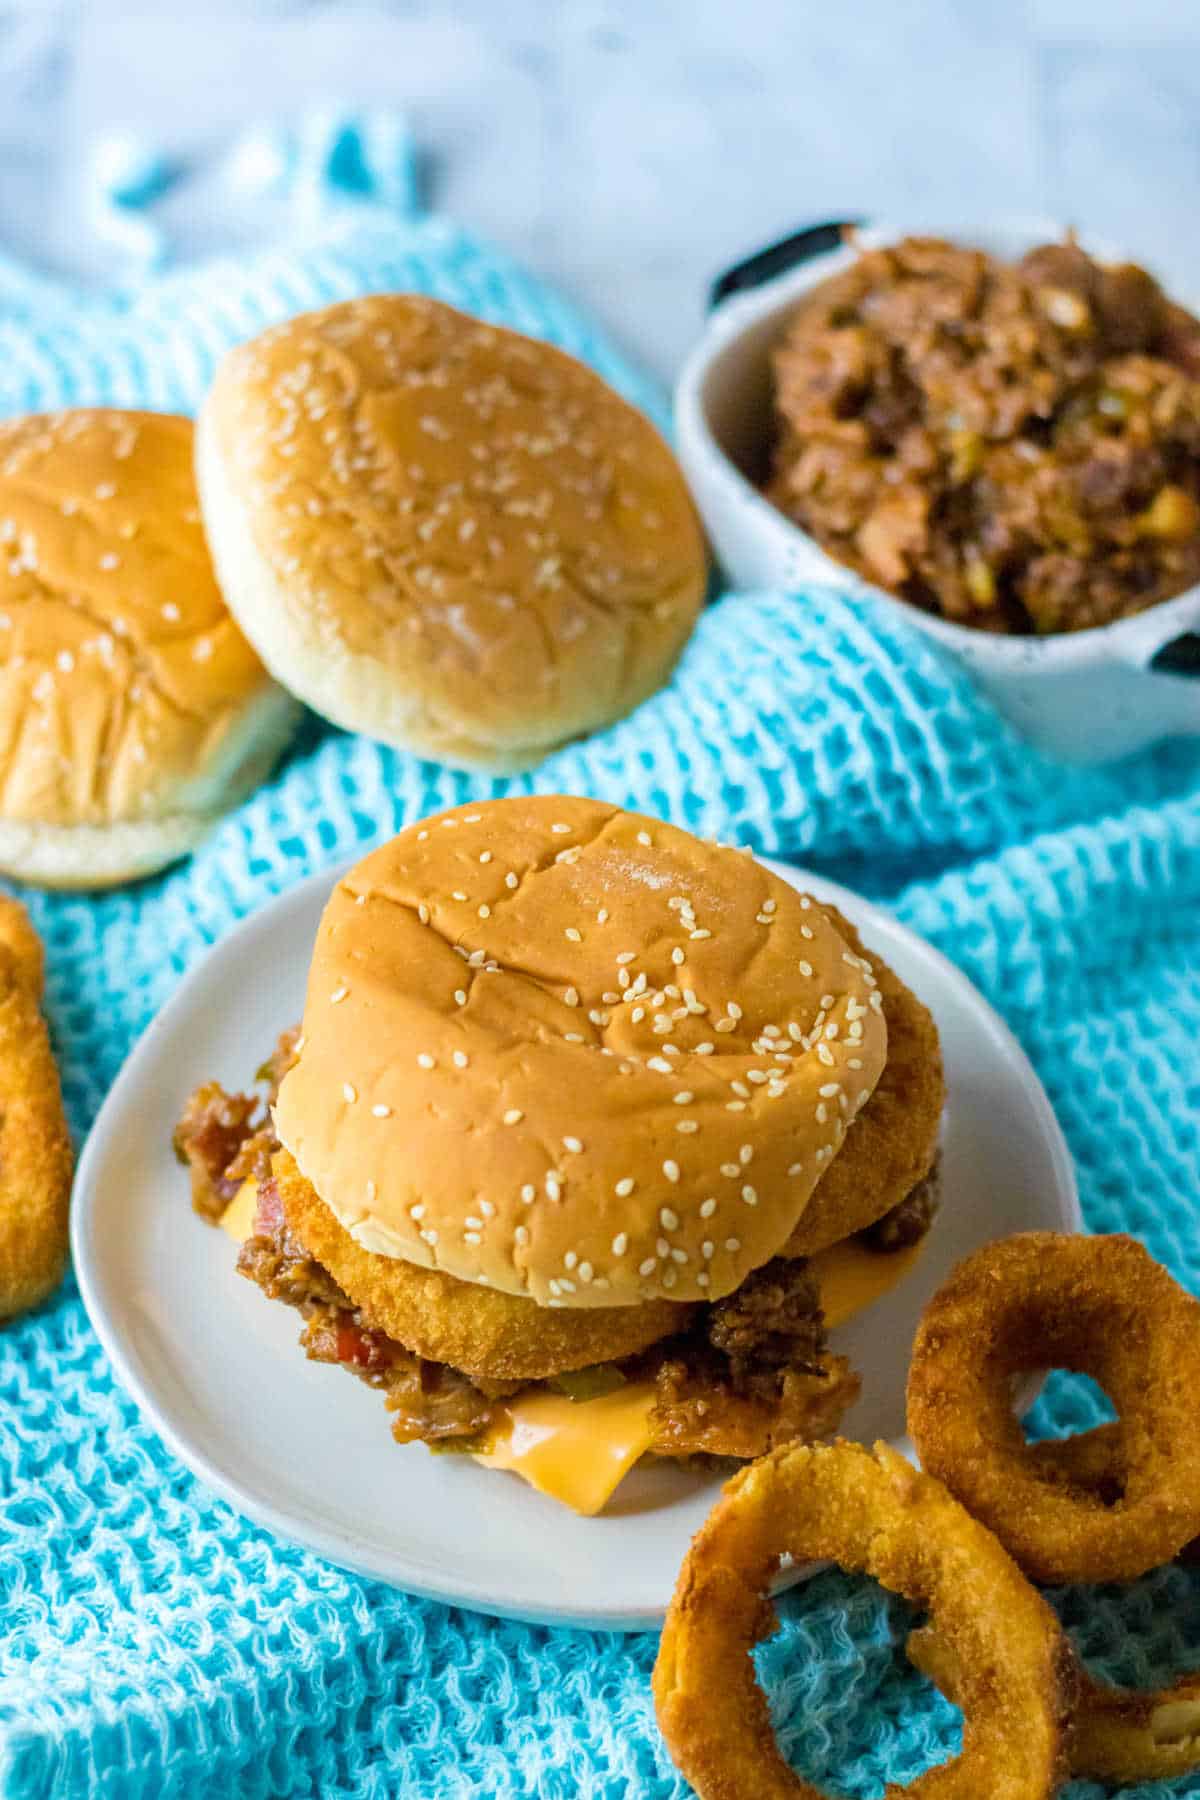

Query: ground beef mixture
[177,1057,932,1461]
[768,235,1200,633]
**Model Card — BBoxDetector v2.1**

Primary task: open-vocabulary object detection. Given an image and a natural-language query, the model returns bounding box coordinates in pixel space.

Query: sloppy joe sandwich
[0,409,299,889]
[175,797,945,1514]
[197,297,707,771]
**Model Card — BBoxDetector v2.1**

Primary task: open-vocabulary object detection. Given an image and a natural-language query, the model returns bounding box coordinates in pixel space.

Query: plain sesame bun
[0,410,300,889]
[273,797,888,1309]
[196,297,707,772]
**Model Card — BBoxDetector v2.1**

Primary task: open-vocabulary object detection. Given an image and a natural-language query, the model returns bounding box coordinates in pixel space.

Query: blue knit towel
[2,114,1199,1800]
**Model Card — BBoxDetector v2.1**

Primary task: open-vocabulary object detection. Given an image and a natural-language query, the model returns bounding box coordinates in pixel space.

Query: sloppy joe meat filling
[174,1039,933,1459]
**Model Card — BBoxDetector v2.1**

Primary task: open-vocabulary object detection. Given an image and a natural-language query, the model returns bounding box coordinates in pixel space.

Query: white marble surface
[0,0,1197,380]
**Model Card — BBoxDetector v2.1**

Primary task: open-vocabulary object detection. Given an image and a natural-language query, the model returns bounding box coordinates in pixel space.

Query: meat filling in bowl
[768,235,1200,634]
[173,1031,936,1464]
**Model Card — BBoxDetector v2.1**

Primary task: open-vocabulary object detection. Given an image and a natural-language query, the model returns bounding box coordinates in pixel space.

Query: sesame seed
[612,1233,629,1256]
[714,1018,736,1034]
[564,1251,578,1271]
[798,961,813,978]
[551,822,571,834]
[616,951,637,965]
[740,1145,754,1164]
[761,898,777,915]
[660,1207,680,1231]
[696,1042,714,1056]
[565,927,582,942]
[639,1258,658,1277]
[647,1056,672,1074]
[343,1084,357,1103]
[578,1262,594,1284]
[742,1185,757,1205]
[452,891,467,902]
[453,1051,469,1068]
[602,990,620,1004]
[410,1204,425,1220]
[563,1136,583,1153]
[631,1007,645,1023]
[478,904,491,920]
[563,1032,584,1043]
[816,1104,828,1124]
[671,1247,688,1264]
[801,924,814,939]
[503,1109,523,1125]
[564,987,579,1007]
[676,1120,699,1133]
[521,1184,536,1203]
[656,1237,670,1258]
[727,1100,747,1111]
[515,1225,530,1246]
[506,871,519,889]
[663,1268,677,1289]
[545,1175,562,1201]
[330,986,348,1004]
[700,1199,717,1218]
[820,1083,840,1098]
[455,990,467,1006]
[662,1160,680,1183]
[421,1229,439,1246]
[849,1058,864,1070]
[479,851,492,863]
[697,1272,711,1289]
[637,831,652,846]
[463,1232,481,1246]
[372,1104,391,1118]
[418,904,430,925]
[615,1178,635,1199]
[746,1070,768,1086]
[725,1237,741,1253]
[671,947,685,966]
[818,1043,835,1066]
[690,929,711,941]
[721,1162,739,1179]
[674,1090,694,1105]
[731,1081,750,1098]
[825,1022,840,1040]
[597,908,609,923]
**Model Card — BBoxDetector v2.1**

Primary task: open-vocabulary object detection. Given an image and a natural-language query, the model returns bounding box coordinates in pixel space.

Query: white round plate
[73,856,1079,1631]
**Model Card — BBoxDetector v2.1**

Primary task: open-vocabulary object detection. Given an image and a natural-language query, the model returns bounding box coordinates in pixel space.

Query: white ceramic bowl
[676,216,1200,763]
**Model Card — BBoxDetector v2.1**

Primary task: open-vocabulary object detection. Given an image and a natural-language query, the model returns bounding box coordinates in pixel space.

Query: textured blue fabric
[2,116,1199,1799]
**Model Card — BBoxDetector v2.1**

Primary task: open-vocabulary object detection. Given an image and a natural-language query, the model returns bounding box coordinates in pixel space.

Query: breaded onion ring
[782,911,943,1257]
[274,1149,695,1381]
[909,1622,1200,1787]
[0,897,73,1319]
[906,1233,1200,1584]
[653,1439,1074,1799]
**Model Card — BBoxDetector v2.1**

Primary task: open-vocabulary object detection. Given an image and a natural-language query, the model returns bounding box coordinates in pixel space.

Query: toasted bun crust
[0,410,299,887]
[274,797,888,1308]
[197,296,707,771]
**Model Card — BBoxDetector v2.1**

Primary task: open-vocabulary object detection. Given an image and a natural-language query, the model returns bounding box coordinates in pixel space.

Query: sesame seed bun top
[273,797,889,1309]
[0,409,298,888]
[196,296,707,772]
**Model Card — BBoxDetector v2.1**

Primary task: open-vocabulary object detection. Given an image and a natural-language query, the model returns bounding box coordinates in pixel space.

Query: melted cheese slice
[471,1384,658,1516]
[809,1236,925,1330]
[219,1178,260,1244]
[474,1238,926,1513]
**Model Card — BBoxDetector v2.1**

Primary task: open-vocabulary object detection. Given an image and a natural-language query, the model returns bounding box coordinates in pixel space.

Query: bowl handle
[1109,604,1200,678]
[709,218,864,311]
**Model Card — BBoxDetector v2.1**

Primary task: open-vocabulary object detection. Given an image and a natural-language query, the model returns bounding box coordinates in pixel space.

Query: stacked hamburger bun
[0,410,299,888]
[0,301,707,888]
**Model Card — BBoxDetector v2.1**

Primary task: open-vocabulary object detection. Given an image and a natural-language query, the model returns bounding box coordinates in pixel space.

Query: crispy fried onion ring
[782,910,944,1257]
[906,1232,1200,1584]
[274,1149,695,1381]
[909,1621,1200,1788]
[0,898,73,1320]
[653,1439,1074,1799]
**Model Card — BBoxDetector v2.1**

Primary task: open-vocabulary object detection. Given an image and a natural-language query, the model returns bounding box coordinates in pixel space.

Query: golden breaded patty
[0,897,73,1319]
[274,1149,697,1382]
[782,909,944,1257]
